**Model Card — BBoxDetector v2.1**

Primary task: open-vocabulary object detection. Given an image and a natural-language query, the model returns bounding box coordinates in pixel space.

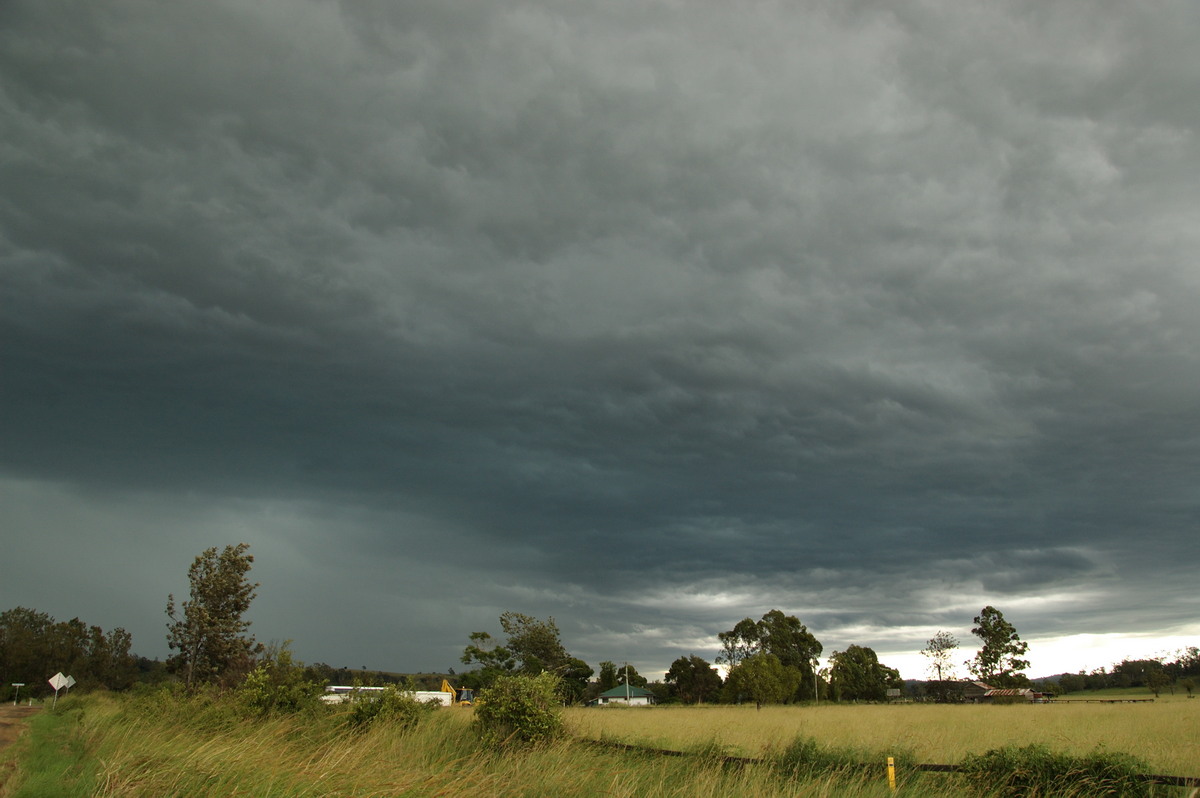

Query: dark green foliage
[236,643,323,715]
[0,607,139,697]
[716,610,822,700]
[597,660,619,692]
[968,606,1030,688]
[723,652,801,709]
[166,544,262,687]
[665,654,723,704]
[461,612,591,700]
[957,744,1151,797]
[345,685,436,730]
[473,671,563,747]
[827,644,902,702]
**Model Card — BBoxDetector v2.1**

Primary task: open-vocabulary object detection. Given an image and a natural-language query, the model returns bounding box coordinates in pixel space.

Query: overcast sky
[3,1,1199,683]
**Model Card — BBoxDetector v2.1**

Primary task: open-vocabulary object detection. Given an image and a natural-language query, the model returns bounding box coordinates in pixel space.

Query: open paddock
[566,696,1200,778]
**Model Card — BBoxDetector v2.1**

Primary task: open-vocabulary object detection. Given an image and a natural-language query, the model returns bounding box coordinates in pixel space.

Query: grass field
[567,695,1200,778]
[2,691,1195,796]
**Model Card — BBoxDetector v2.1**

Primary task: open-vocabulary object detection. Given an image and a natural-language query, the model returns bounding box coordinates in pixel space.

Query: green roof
[597,686,655,699]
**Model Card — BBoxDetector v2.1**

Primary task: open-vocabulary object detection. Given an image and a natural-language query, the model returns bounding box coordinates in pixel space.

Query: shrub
[237,645,324,716]
[345,685,436,730]
[957,744,1151,797]
[473,671,563,747]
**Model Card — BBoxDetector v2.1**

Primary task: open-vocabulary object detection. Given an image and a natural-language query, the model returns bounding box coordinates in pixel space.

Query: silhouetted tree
[967,606,1029,688]
[665,654,723,704]
[166,543,261,687]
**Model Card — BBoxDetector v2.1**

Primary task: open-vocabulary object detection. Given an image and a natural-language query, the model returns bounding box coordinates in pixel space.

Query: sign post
[11,683,24,706]
[49,672,70,708]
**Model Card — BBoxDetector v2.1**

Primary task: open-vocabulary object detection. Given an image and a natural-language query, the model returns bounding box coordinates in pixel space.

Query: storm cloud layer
[3,0,1198,678]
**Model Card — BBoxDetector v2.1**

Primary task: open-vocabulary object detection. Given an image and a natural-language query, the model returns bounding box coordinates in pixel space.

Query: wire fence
[577,738,1200,789]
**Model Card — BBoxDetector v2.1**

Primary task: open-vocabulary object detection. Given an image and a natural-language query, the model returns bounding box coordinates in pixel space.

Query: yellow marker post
[886,756,896,792]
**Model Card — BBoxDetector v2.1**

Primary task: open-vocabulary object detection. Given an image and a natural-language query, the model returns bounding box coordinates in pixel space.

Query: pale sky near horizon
[3,0,1198,683]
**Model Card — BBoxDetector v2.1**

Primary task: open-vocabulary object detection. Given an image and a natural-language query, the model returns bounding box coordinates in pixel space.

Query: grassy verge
[3,700,99,798]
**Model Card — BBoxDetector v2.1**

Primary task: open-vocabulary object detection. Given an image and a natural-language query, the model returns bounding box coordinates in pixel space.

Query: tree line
[0,607,140,697]
[1053,651,1199,697]
[4,544,1196,705]
[456,605,1038,707]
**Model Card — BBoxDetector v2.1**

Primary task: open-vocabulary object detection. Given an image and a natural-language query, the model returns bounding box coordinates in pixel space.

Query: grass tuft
[956,744,1153,797]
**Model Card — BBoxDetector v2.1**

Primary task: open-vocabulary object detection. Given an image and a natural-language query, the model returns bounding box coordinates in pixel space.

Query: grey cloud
[2,0,1199,678]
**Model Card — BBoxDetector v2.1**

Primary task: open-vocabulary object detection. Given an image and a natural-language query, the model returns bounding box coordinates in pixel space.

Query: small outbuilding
[961,681,994,702]
[983,688,1045,703]
[593,686,656,706]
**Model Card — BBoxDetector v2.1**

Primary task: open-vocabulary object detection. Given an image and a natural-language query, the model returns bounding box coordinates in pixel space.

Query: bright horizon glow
[881,627,1200,682]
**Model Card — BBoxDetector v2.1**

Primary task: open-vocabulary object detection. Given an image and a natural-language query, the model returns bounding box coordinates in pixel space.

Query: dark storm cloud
[2,0,1198,677]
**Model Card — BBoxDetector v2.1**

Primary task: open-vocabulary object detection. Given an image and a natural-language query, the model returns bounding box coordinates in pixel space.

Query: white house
[593,685,656,706]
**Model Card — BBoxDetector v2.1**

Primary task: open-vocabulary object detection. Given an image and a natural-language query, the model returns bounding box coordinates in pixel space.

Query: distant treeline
[0,606,459,700]
[0,607,141,697]
[1050,650,1200,695]
[4,602,1198,704]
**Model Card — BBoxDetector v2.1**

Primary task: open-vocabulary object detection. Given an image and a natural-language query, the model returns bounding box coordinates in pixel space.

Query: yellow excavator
[441,679,474,706]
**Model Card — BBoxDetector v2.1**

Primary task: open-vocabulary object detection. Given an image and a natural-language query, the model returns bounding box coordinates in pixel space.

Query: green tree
[166,543,262,687]
[828,644,901,702]
[724,652,800,710]
[967,606,1030,688]
[459,631,516,690]
[717,617,763,668]
[0,608,54,697]
[716,610,822,699]
[1146,667,1170,698]
[596,660,619,692]
[558,657,594,704]
[461,612,587,697]
[615,662,648,687]
[921,630,959,702]
[499,612,570,673]
[474,672,564,747]
[665,654,723,704]
[1057,672,1086,694]
[0,608,137,696]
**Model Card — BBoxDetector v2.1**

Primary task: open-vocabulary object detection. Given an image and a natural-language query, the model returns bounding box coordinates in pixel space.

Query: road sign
[49,673,69,691]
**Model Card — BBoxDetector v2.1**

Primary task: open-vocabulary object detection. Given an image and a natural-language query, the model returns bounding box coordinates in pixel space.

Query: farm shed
[982,688,1044,703]
[593,686,657,706]
[960,681,994,702]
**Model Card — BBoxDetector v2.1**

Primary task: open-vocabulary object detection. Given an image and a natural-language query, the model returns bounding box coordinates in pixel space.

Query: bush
[237,645,323,716]
[345,685,436,730]
[957,744,1151,797]
[473,672,563,747]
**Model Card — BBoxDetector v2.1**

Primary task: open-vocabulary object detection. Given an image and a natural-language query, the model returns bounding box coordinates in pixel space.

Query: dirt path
[0,706,40,752]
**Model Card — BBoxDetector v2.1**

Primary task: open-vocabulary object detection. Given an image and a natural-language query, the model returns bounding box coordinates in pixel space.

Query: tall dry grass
[29,694,904,797]
[566,698,1200,777]
[12,692,1193,796]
